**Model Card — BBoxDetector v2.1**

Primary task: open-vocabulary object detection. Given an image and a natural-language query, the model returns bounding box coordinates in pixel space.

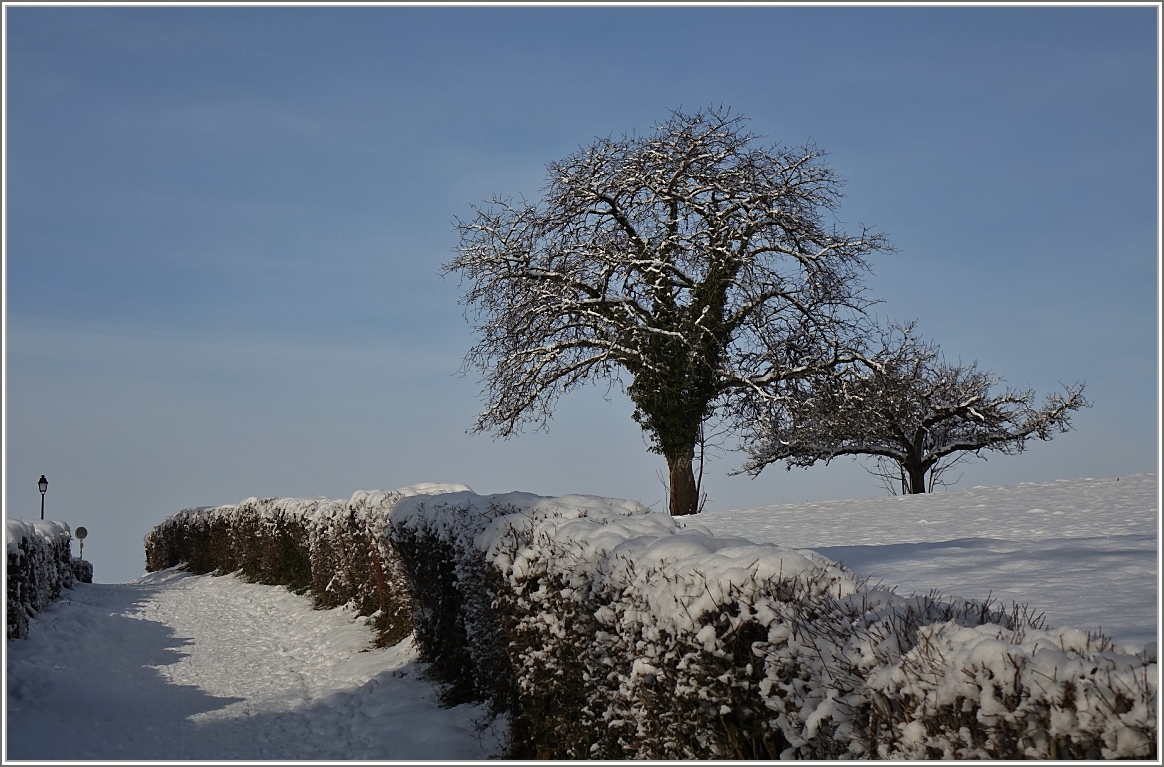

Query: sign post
[75,526,88,560]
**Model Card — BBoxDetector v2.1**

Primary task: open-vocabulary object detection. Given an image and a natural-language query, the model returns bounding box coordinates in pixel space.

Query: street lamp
[38,475,48,520]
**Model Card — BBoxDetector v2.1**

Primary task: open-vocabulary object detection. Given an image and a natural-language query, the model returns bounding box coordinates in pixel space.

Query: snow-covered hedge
[70,557,94,584]
[389,491,1158,760]
[6,520,88,640]
[143,484,469,646]
[144,485,1156,759]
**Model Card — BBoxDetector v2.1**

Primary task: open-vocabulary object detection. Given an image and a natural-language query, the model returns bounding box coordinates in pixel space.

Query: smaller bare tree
[743,323,1091,493]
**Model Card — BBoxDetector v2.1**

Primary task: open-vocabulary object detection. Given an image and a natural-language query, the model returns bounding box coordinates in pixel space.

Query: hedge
[6,520,90,640]
[388,490,1158,760]
[144,486,1157,759]
[143,484,469,646]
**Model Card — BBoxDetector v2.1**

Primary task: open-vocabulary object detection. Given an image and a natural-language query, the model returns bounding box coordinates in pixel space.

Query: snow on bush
[144,483,470,646]
[70,556,94,584]
[866,621,1157,759]
[389,491,1158,760]
[6,520,88,639]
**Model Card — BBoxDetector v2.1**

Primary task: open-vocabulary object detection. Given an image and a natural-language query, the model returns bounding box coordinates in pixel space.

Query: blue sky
[4,6,1159,583]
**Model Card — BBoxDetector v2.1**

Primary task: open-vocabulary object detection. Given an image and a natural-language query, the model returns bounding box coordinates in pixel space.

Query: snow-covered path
[5,569,502,760]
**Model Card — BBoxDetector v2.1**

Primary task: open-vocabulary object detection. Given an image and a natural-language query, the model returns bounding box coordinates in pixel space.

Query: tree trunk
[906,464,928,494]
[666,449,700,516]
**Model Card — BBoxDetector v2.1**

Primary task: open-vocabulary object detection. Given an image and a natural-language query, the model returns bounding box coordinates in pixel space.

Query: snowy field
[4,473,1157,760]
[701,473,1159,651]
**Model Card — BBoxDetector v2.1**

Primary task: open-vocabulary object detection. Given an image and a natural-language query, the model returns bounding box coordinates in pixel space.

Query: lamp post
[38,475,48,520]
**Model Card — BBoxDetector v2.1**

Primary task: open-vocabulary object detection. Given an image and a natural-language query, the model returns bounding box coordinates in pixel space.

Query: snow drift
[6,519,89,639]
[145,484,1157,759]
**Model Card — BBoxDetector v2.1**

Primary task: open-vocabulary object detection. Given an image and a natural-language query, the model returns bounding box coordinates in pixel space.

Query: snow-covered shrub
[70,557,93,584]
[391,514,516,707]
[388,491,1157,760]
[387,491,853,758]
[6,520,81,640]
[145,485,1156,758]
[865,621,1158,759]
[143,484,469,646]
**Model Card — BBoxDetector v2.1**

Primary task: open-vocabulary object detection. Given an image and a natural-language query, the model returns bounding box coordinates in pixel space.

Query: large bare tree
[446,107,887,515]
[743,323,1090,494]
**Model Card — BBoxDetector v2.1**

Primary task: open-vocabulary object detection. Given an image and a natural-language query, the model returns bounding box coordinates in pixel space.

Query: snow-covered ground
[5,569,504,760]
[700,473,1158,651]
[4,473,1157,760]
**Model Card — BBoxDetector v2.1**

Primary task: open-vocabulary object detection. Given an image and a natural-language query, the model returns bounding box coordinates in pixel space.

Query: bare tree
[446,107,888,515]
[743,323,1091,494]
